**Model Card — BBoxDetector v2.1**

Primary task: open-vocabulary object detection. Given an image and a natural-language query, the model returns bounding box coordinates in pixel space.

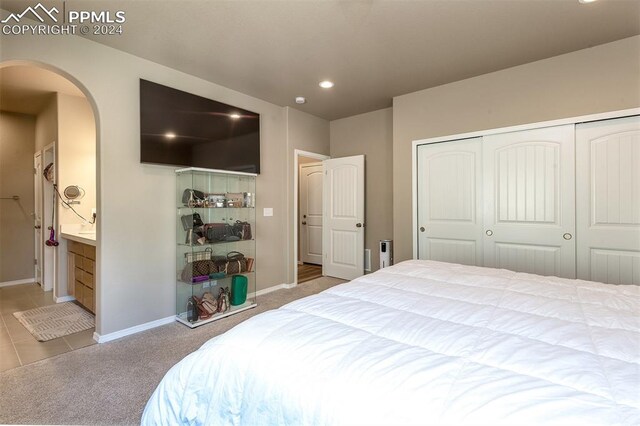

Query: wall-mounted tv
[140,79,260,174]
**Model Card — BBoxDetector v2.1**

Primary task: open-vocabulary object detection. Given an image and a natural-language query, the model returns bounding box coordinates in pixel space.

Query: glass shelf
[176,167,257,329]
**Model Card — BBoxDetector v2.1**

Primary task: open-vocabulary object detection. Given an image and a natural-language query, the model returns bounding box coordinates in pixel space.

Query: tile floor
[0,283,96,372]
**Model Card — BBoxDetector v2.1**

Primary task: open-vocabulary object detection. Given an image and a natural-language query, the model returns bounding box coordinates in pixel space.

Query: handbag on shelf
[204,223,232,242]
[225,192,244,208]
[232,220,252,240]
[182,189,206,207]
[180,213,204,230]
[213,251,254,275]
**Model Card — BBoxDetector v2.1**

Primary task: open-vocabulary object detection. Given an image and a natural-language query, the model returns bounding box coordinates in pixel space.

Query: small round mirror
[63,185,82,200]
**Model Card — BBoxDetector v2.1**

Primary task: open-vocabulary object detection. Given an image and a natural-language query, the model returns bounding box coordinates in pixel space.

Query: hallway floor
[0,283,96,372]
[298,263,323,283]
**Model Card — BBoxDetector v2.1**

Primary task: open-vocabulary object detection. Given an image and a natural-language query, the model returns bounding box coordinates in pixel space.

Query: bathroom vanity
[60,227,96,313]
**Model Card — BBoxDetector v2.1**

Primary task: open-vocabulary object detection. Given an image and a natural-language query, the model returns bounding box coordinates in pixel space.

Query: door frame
[411,107,640,259]
[34,151,43,286]
[293,149,330,285]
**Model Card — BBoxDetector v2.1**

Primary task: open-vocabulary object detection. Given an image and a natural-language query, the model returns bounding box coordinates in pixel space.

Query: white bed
[142,260,640,425]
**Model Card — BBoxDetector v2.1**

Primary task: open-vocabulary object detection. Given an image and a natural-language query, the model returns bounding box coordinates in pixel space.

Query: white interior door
[323,155,365,280]
[300,162,323,265]
[34,152,43,286]
[483,125,576,278]
[576,115,640,285]
[417,138,483,266]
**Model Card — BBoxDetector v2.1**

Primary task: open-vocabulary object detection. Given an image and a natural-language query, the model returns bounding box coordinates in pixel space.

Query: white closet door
[300,162,323,265]
[483,125,576,278]
[417,138,483,266]
[576,116,640,285]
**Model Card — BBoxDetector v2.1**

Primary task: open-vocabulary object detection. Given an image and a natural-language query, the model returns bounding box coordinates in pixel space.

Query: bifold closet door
[483,125,576,278]
[416,138,483,266]
[576,116,640,285]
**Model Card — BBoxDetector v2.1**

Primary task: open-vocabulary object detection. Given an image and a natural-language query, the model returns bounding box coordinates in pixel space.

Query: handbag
[181,259,216,282]
[213,251,254,275]
[204,223,232,242]
[181,213,204,230]
[232,220,252,240]
[182,189,206,207]
[225,192,244,208]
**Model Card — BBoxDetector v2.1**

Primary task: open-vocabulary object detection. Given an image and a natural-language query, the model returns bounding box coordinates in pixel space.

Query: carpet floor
[0,276,344,425]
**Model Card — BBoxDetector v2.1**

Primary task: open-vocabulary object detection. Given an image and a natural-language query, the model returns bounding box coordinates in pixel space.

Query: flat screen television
[140,79,260,174]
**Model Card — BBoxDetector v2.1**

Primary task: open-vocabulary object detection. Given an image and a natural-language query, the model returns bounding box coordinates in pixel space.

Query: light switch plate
[263,208,273,217]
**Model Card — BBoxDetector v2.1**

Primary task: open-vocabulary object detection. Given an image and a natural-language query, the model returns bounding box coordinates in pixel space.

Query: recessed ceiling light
[165,132,176,139]
[578,0,598,3]
[230,113,241,119]
[319,80,334,89]
[295,96,306,104]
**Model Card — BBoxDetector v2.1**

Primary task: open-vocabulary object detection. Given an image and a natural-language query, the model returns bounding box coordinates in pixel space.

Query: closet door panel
[576,115,640,285]
[483,125,576,278]
[417,138,483,266]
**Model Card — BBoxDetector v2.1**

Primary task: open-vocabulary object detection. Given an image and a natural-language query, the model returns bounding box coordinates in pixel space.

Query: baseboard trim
[55,295,75,303]
[256,282,296,297]
[94,315,175,344]
[0,278,35,288]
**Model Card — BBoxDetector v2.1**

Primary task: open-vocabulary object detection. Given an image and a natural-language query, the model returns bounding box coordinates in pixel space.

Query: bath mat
[13,302,94,342]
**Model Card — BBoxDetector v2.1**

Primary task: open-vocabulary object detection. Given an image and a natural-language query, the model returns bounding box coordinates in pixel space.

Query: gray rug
[13,302,95,342]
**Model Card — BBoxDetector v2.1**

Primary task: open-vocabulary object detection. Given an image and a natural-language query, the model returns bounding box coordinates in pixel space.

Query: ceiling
[1,0,639,120]
[0,65,84,114]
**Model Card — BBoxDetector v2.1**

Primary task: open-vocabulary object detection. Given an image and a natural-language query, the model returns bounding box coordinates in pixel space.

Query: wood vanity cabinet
[67,241,96,313]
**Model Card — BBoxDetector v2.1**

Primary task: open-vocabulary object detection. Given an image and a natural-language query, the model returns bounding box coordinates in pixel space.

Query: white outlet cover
[263,208,273,217]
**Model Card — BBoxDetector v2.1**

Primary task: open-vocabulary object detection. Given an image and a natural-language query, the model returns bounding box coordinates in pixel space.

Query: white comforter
[142,260,640,425]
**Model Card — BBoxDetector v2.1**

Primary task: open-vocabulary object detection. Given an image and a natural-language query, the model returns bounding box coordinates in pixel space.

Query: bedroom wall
[285,107,330,284]
[330,108,393,272]
[0,25,300,337]
[392,35,640,263]
[0,111,36,283]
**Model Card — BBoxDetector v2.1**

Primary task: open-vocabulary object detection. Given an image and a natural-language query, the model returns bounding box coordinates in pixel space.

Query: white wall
[392,36,640,263]
[1,27,298,336]
[0,111,36,282]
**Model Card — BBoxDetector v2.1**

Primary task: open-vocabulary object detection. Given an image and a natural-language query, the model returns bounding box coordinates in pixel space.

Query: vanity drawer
[83,287,94,312]
[80,270,93,288]
[74,280,83,301]
[82,257,95,274]
[84,245,96,260]
[68,241,82,255]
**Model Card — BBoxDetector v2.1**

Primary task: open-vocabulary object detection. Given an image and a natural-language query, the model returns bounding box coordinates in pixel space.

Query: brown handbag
[213,251,253,275]
[181,259,216,282]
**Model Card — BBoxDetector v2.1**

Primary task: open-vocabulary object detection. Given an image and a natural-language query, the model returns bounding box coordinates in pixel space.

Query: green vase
[230,275,248,306]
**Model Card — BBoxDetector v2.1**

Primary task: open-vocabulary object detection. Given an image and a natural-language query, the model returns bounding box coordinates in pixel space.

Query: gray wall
[330,108,393,272]
[0,112,36,282]
[392,35,640,263]
[285,107,330,283]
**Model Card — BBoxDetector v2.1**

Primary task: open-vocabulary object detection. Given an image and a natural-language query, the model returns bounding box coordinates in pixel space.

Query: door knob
[302,221,307,225]
[563,233,572,240]
[420,227,425,232]
[34,225,41,229]
[356,223,363,228]
[486,230,493,236]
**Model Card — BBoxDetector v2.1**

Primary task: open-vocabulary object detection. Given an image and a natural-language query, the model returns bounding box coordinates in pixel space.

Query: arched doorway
[0,61,100,368]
